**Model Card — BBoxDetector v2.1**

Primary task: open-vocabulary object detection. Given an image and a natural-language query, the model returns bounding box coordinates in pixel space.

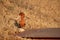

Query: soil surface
[0,0,60,40]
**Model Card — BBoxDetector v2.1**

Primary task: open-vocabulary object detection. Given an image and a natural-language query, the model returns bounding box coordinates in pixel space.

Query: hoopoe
[19,12,25,28]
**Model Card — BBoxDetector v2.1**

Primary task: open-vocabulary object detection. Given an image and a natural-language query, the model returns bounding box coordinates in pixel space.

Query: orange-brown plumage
[19,12,25,27]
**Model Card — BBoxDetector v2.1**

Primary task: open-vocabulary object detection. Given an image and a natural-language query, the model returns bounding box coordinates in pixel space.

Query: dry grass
[0,0,60,40]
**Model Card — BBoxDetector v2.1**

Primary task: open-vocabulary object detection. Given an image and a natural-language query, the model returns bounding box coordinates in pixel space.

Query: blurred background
[0,0,60,40]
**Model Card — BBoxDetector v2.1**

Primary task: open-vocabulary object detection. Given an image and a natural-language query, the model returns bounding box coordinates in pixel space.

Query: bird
[19,12,25,28]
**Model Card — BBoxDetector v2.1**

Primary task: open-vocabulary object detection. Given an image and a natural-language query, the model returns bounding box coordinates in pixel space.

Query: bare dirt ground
[0,0,60,40]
